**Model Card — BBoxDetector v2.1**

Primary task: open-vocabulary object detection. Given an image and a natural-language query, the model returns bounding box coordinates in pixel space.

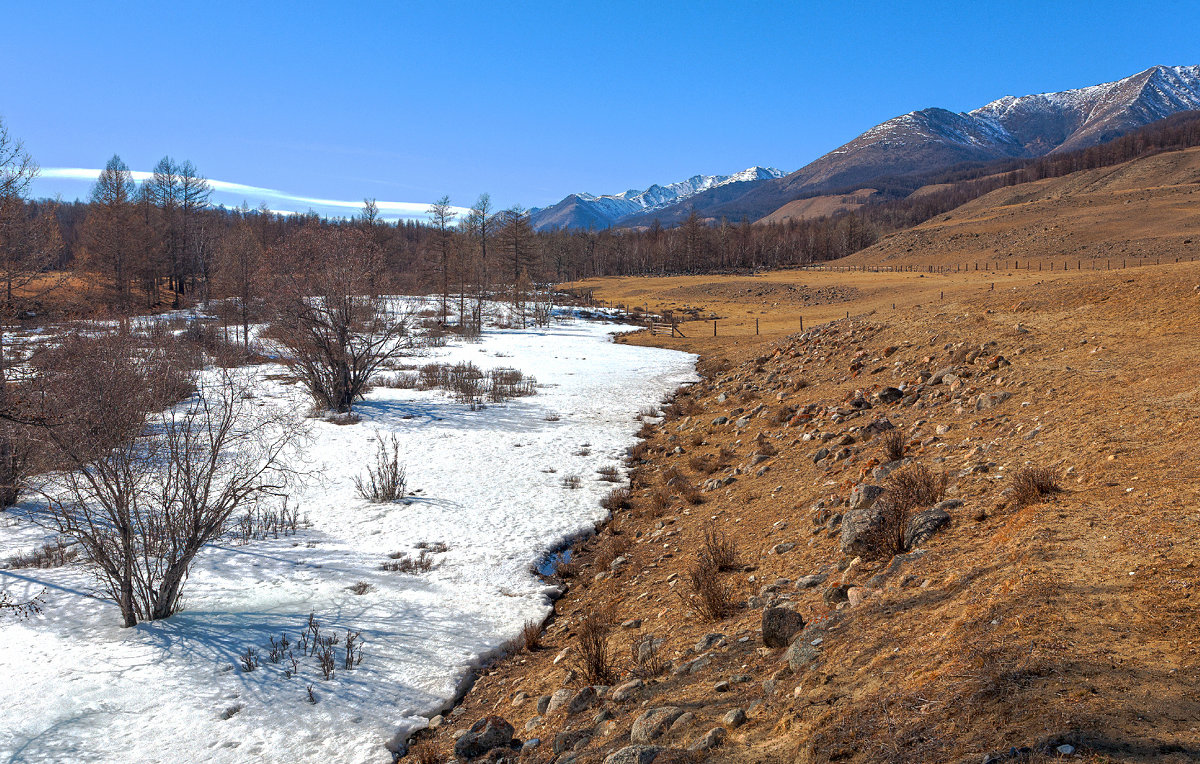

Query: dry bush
[756,440,778,457]
[354,433,406,502]
[646,488,670,515]
[381,551,435,573]
[596,465,621,482]
[701,522,740,571]
[407,743,439,764]
[346,581,372,595]
[863,464,948,558]
[678,480,704,505]
[594,533,631,569]
[6,537,80,569]
[573,611,616,684]
[887,463,947,508]
[555,556,579,579]
[631,634,668,678]
[716,445,737,467]
[625,441,648,466]
[519,619,543,651]
[600,487,631,511]
[770,405,797,425]
[1011,466,1062,507]
[688,453,717,474]
[679,556,734,621]
[687,431,705,447]
[560,475,582,490]
[636,421,655,440]
[879,429,906,462]
[414,541,448,553]
[638,406,659,419]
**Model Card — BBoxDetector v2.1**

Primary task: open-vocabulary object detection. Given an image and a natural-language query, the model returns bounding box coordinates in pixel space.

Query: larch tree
[468,192,493,332]
[426,195,457,324]
[84,156,137,307]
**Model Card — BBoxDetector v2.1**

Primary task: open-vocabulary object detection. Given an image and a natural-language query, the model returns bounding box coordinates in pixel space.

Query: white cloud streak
[37,168,472,220]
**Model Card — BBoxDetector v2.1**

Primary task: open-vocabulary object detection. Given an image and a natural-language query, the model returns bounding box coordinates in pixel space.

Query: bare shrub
[880,429,906,462]
[36,358,302,627]
[596,465,621,482]
[415,541,449,553]
[678,556,734,621]
[679,481,704,505]
[600,487,631,511]
[448,361,485,409]
[574,611,615,684]
[638,406,659,419]
[716,445,737,467]
[646,488,670,515]
[701,522,740,571]
[632,634,668,678]
[687,431,704,448]
[231,500,308,544]
[6,536,80,569]
[407,743,440,764]
[560,475,582,490]
[488,367,537,403]
[346,581,372,595]
[1010,466,1062,508]
[355,433,406,502]
[344,630,363,669]
[381,551,436,573]
[240,647,260,672]
[863,464,949,558]
[268,226,413,413]
[516,618,543,652]
[625,441,648,466]
[688,454,717,474]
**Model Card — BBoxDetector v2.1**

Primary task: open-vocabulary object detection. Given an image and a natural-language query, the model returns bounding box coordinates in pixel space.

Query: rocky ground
[407,262,1200,763]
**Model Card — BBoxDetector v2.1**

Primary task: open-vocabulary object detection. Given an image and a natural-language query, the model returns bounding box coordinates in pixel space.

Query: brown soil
[758,189,878,225]
[842,147,1200,269]
[412,260,1200,764]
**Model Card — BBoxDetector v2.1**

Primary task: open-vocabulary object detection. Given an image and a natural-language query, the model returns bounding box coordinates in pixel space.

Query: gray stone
[631,707,684,744]
[876,387,903,404]
[689,727,727,752]
[812,447,830,463]
[761,606,805,648]
[848,483,885,510]
[839,506,884,555]
[771,542,795,554]
[611,678,644,702]
[603,745,664,764]
[785,636,822,672]
[546,688,573,713]
[905,506,951,548]
[522,738,541,751]
[796,573,827,589]
[670,711,696,731]
[536,694,552,714]
[453,716,515,759]
[553,730,592,754]
[566,686,599,715]
[694,633,726,652]
[975,391,1011,411]
[722,708,747,728]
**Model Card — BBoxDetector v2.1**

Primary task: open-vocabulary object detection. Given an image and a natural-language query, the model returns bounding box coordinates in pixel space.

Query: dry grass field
[417,253,1200,763]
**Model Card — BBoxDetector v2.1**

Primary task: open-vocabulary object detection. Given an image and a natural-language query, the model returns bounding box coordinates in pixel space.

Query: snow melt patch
[0,317,696,763]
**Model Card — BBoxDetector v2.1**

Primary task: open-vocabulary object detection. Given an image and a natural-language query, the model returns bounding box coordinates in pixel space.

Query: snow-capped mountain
[530,166,784,231]
[711,65,1200,222]
[531,66,1200,230]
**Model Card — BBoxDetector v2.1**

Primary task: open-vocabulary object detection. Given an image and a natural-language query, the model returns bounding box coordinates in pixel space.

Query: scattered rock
[761,606,805,648]
[695,633,726,652]
[611,678,644,702]
[604,745,664,764]
[848,483,885,510]
[631,707,685,744]
[904,506,952,548]
[546,688,573,713]
[771,542,795,554]
[453,716,516,760]
[566,686,599,715]
[689,727,727,752]
[975,391,1011,411]
[722,708,747,728]
[839,506,883,555]
[553,730,592,754]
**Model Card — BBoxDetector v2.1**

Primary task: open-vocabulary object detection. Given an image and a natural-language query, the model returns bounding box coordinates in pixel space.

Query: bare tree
[426,196,457,325]
[498,206,535,327]
[0,120,62,508]
[36,336,302,627]
[467,192,493,332]
[213,216,263,349]
[361,198,379,226]
[268,226,413,413]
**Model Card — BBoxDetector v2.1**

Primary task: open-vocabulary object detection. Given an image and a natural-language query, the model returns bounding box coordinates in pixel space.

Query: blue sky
[3,1,1198,219]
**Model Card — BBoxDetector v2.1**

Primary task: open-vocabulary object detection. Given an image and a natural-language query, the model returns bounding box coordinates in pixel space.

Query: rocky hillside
[403,261,1200,763]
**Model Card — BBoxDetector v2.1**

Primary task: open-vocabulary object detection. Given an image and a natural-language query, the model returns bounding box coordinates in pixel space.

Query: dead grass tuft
[1010,466,1062,507]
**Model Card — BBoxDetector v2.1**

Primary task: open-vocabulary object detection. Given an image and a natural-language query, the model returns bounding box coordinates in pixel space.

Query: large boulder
[839,506,884,555]
[453,716,515,759]
[761,606,805,648]
[631,707,684,744]
[975,391,1012,412]
[785,635,822,672]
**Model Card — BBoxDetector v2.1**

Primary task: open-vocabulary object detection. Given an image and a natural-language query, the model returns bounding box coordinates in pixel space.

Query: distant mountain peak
[530,166,784,231]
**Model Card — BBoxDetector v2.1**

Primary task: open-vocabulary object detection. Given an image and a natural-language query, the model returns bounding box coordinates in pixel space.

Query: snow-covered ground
[0,315,696,763]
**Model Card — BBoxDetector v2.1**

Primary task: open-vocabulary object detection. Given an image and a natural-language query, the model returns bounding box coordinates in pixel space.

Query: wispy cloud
[36,168,471,221]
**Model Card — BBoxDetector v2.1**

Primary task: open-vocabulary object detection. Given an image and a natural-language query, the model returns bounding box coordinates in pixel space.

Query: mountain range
[531,64,1200,231]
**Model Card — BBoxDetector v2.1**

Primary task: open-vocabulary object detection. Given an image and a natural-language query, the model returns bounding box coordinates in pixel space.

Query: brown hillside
[410,261,1200,764]
[758,189,878,225]
[841,147,1200,268]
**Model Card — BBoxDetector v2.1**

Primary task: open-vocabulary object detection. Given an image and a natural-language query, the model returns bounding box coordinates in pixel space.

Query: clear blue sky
[3,1,1198,219]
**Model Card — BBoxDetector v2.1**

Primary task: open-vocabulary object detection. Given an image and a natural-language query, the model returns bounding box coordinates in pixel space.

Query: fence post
[799,316,803,331]
[713,320,717,337]
[755,318,759,335]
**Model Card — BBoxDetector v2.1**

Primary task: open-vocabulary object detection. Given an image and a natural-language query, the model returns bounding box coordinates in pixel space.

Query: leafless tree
[213,216,264,349]
[84,156,138,306]
[268,226,413,413]
[426,196,457,325]
[467,192,494,332]
[35,336,303,627]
